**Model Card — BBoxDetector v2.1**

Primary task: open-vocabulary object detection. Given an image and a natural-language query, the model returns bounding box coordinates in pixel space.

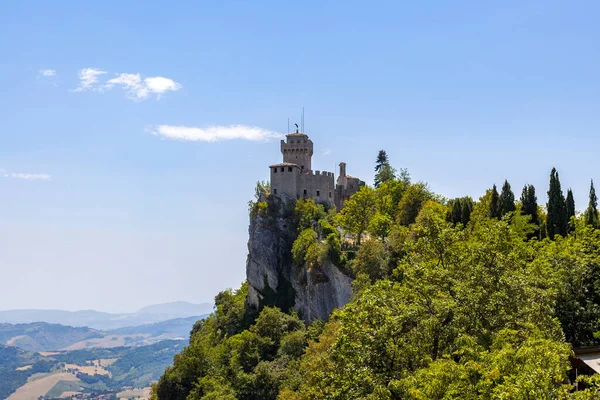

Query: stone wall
[296,170,335,206]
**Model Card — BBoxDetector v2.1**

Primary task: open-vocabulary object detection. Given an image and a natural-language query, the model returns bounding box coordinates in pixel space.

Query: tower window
[288,167,293,172]
[280,167,284,172]
[317,190,320,196]
[329,192,332,198]
[303,189,307,196]
[273,168,277,173]
[274,189,277,194]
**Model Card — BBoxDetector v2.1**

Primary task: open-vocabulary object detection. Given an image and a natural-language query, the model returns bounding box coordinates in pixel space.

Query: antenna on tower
[287,117,289,134]
[302,107,305,132]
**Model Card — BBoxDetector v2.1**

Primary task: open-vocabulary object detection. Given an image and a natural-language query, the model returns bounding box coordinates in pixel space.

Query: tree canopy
[156,162,600,400]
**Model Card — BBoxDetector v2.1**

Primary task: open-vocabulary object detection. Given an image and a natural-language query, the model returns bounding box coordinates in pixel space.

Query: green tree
[447,197,474,226]
[396,183,433,226]
[352,239,388,282]
[449,198,462,225]
[367,212,393,241]
[374,150,396,188]
[374,150,389,173]
[498,179,516,216]
[520,184,540,239]
[520,184,539,224]
[585,180,599,228]
[294,199,326,233]
[547,168,568,238]
[335,186,377,244]
[487,184,501,219]
[566,188,576,232]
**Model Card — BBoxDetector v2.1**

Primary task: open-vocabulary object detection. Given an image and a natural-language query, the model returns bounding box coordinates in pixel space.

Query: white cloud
[11,173,51,181]
[72,68,181,100]
[74,68,107,92]
[105,73,181,100]
[143,77,181,97]
[149,124,282,142]
[40,69,56,77]
[322,148,332,156]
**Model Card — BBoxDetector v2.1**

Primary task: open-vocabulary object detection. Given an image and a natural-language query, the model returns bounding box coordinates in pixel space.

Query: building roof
[285,132,308,137]
[577,352,600,374]
[269,162,300,168]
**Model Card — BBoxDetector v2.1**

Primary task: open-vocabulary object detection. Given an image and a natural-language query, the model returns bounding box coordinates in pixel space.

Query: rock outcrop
[245,211,353,322]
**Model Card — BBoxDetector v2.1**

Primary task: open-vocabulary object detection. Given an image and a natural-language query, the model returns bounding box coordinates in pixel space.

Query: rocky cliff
[245,207,353,322]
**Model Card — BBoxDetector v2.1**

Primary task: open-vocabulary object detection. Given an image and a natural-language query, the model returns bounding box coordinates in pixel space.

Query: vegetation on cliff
[155,152,600,399]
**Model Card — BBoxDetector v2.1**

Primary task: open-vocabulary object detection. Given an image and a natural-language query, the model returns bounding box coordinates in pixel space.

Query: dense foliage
[155,154,600,399]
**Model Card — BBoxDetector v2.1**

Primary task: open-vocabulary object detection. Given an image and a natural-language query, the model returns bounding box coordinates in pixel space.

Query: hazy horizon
[0,300,214,315]
[2,1,600,312]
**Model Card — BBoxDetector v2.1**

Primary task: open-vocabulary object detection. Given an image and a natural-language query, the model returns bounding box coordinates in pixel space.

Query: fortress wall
[297,170,335,205]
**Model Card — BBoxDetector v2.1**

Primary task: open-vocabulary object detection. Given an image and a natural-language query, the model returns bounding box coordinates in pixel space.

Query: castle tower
[280,129,313,171]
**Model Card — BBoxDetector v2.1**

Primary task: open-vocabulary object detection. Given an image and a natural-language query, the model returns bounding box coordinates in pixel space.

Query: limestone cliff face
[245,212,353,323]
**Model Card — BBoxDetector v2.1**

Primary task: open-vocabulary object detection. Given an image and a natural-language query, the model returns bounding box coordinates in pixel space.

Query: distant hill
[109,315,208,338]
[0,315,206,352]
[138,301,212,316]
[0,301,213,330]
[0,323,103,352]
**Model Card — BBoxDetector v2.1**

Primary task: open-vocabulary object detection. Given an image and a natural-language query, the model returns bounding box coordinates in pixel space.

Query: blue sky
[1,1,599,312]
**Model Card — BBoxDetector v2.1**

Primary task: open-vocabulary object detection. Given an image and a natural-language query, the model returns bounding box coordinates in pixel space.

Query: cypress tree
[488,184,501,219]
[547,168,568,238]
[566,189,575,232]
[461,197,473,225]
[450,199,462,224]
[520,184,540,239]
[520,184,539,224]
[585,180,599,228]
[498,180,516,216]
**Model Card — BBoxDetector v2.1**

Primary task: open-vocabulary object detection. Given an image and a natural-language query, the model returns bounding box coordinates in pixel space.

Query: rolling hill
[0,323,103,352]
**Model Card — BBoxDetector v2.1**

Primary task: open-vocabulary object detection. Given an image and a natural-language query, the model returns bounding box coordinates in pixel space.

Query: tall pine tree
[374,150,389,173]
[585,179,599,228]
[374,150,395,188]
[488,184,501,219]
[547,168,568,238]
[498,180,516,216]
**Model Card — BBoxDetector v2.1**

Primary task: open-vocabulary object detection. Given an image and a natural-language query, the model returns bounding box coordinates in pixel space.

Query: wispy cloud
[73,68,107,92]
[149,124,282,142]
[322,148,332,156]
[40,69,56,77]
[73,68,181,100]
[11,173,51,180]
[106,73,181,100]
[1,168,51,180]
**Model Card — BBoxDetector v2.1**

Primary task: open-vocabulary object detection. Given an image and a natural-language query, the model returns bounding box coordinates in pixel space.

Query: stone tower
[281,130,313,171]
